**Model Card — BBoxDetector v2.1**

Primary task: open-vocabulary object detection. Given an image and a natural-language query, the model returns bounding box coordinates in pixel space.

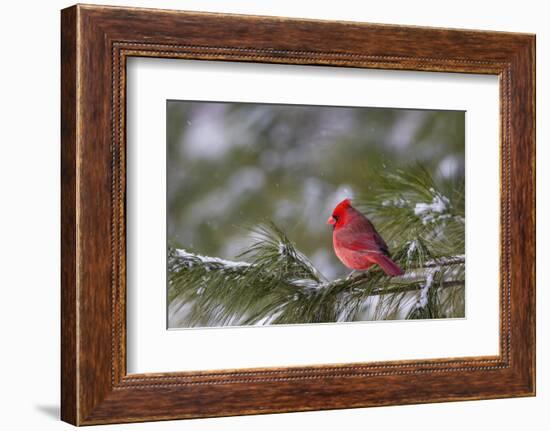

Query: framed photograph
[61,4,535,425]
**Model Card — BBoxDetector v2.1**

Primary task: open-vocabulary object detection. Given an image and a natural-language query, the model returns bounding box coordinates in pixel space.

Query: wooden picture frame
[61,4,535,425]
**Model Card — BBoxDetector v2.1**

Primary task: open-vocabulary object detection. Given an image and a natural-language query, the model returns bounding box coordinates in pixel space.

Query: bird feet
[346,270,357,280]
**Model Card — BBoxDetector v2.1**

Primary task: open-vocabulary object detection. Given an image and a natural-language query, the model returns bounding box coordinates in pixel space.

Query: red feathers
[327,199,404,277]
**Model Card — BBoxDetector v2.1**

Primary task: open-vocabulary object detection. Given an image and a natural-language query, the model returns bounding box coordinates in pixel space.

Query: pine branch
[370,280,463,296]
[168,245,465,326]
[324,254,464,291]
[170,248,463,293]
[239,222,327,283]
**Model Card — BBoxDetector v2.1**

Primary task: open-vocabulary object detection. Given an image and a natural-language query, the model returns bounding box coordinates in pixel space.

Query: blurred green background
[167,101,464,279]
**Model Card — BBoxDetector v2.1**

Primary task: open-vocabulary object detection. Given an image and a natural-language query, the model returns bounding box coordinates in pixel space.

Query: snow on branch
[169,247,465,296]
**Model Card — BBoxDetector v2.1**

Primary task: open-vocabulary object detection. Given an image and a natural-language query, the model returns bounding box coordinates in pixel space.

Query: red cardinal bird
[327,198,404,277]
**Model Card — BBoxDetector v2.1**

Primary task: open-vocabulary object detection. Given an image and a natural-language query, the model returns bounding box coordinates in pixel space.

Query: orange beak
[327,216,336,225]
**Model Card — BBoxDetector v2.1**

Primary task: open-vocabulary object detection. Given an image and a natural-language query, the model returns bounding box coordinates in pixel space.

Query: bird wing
[336,218,390,256]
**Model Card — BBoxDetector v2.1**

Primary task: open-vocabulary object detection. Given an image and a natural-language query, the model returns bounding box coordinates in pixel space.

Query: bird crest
[334,198,352,212]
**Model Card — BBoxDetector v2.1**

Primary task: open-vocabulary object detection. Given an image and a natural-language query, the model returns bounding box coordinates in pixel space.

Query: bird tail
[373,254,404,277]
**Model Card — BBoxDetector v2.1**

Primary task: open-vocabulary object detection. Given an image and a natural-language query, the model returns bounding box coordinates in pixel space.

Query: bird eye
[333,215,339,221]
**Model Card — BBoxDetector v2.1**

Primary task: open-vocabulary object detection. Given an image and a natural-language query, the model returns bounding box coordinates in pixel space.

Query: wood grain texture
[60,5,78,425]
[60,4,536,425]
